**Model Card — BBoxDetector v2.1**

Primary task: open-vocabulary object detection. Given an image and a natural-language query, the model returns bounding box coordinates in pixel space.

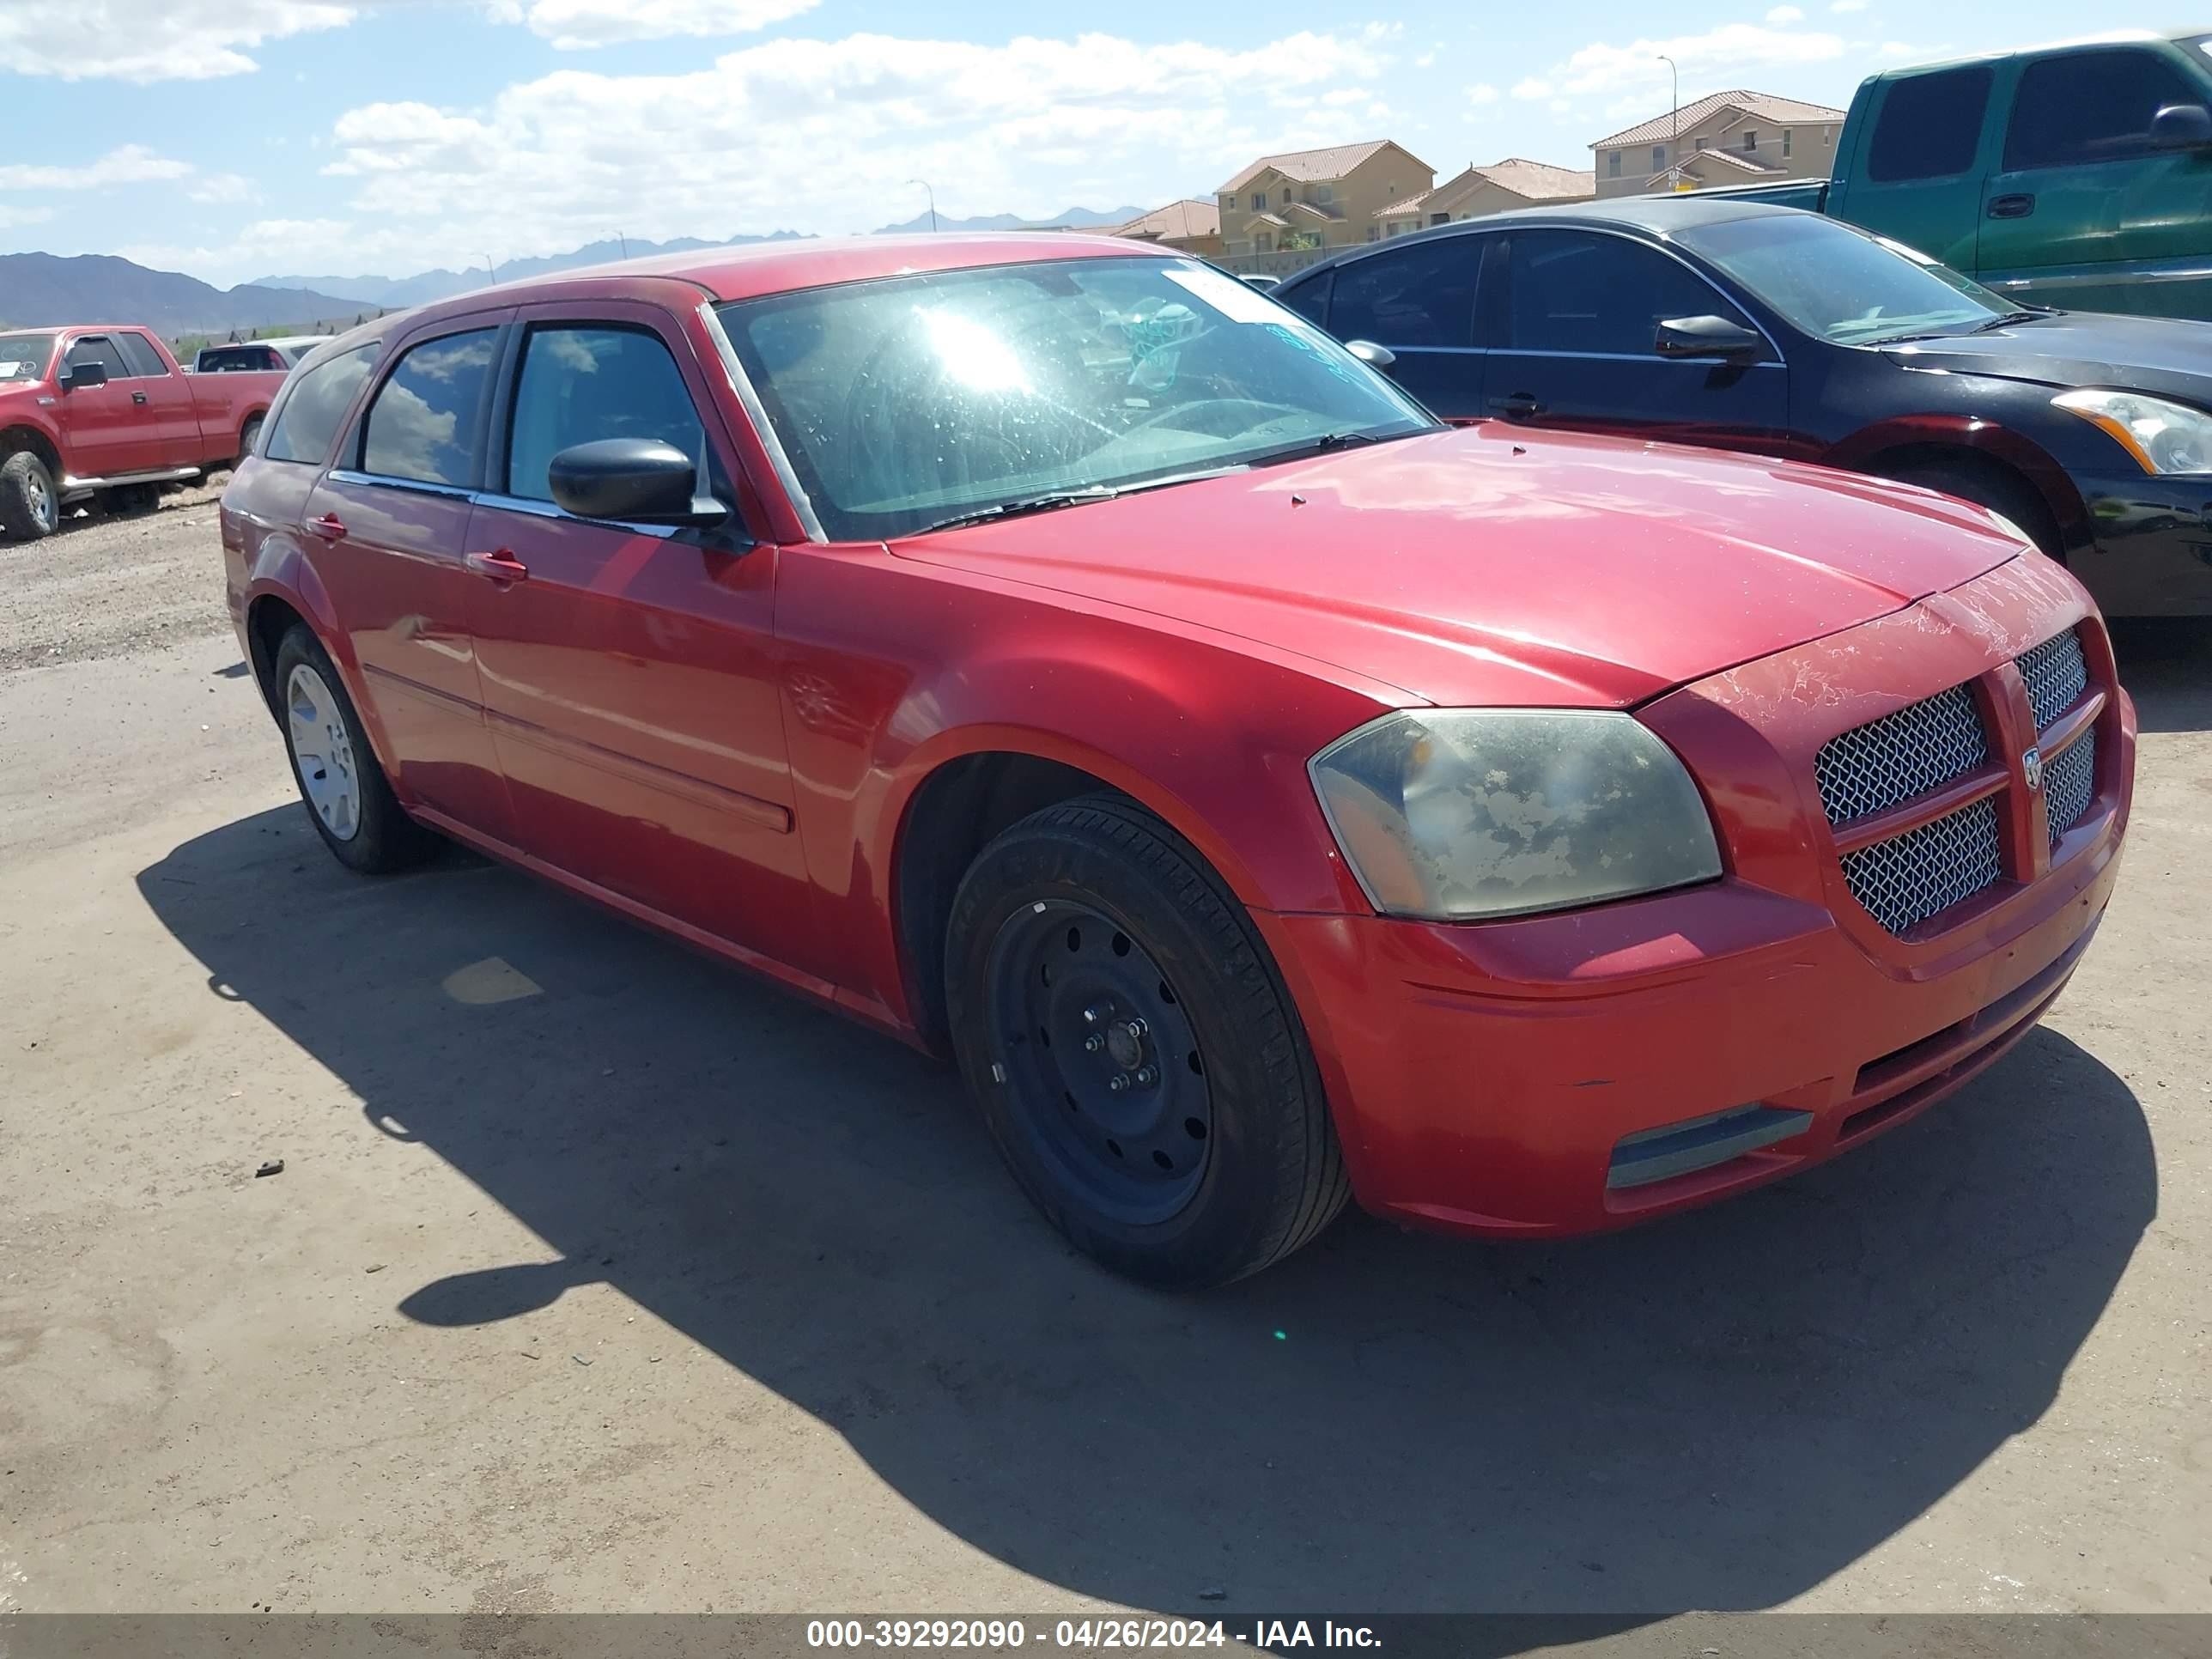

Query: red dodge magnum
[220,234,2135,1285]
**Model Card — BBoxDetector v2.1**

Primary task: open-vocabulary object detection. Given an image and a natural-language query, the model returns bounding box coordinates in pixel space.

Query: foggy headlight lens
[2053,388,2212,476]
[1310,709,1723,921]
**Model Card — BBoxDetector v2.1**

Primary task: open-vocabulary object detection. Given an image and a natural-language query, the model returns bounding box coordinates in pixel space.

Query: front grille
[2044,728,2096,844]
[2017,629,2088,731]
[1838,797,2004,934]
[1814,684,1987,823]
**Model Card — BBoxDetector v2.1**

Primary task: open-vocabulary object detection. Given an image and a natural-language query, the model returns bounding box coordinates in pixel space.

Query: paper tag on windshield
[0,363,22,378]
[1163,265,1298,326]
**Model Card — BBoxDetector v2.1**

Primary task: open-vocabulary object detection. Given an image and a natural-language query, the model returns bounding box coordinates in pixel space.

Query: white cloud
[1832,0,1867,10]
[1540,24,1847,101]
[188,173,261,204]
[0,204,58,230]
[1510,76,1553,100]
[1766,4,1805,20]
[1413,50,1436,69]
[142,27,1397,283]
[0,0,353,81]
[1468,82,1498,105]
[517,0,819,50]
[0,145,194,190]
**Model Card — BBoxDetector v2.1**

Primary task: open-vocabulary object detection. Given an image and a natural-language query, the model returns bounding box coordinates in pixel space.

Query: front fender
[1827,409,2094,553]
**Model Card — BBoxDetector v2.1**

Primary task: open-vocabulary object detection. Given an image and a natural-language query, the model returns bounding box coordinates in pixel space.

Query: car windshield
[714,255,1437,540]
[1677,215,2020,345]
[0,332,56,383]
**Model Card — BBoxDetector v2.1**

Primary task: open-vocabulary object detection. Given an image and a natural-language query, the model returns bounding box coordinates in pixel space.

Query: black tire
[270,624,437,873]
[0,450,59,541]
[237,415,264,465]
[1878,457,2063,559]
[945,794,1349,1287]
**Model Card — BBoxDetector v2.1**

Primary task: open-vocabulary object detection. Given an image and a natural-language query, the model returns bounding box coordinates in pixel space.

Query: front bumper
[2070,471,2212,617]
[1259,560,2138,1237]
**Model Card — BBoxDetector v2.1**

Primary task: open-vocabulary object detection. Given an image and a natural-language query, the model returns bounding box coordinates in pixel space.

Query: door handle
[1988,192,2036,220]
[307,513,346,541]
[1488,392,1544,419]
[466,549,530,584]
[131,390,149,405]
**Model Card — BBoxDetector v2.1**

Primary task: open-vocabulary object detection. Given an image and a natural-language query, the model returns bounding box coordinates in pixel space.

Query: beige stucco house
[1109,198,1224,259]
[1214,141,1435,260]
[1590,90,1847,198]
[1375,157,1596,236]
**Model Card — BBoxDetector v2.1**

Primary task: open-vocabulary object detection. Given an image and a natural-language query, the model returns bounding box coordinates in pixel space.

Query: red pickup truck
[0,324,286,540]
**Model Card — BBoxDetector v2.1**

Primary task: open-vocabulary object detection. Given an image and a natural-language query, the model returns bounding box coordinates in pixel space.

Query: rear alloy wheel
[946,795,1349,1287]
[272,624,436,873]
[0,450,60,541]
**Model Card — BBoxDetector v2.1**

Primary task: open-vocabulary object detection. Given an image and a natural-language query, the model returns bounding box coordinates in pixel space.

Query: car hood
[1882,312,2212,404]
[891,424,2024,708]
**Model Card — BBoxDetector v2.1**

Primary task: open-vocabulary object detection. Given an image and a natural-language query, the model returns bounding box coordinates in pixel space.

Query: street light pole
[906,178,938,233]
[483,251,500,283]
[614,229,629,259]
[1656,55,1679,191]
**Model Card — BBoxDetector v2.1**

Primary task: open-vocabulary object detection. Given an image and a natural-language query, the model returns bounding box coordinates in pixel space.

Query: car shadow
[2110,618,2210,734]
[137,807,2154,1616]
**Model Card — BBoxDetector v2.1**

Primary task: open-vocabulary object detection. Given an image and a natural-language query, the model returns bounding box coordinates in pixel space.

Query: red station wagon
[221,234,2136,1285]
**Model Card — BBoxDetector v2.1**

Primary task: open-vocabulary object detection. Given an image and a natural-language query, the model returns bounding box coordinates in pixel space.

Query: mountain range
[871,205,1145,234]
[0,253,375,335]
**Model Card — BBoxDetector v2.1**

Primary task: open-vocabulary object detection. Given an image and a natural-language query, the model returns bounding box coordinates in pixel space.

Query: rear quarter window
[115,333,170,378]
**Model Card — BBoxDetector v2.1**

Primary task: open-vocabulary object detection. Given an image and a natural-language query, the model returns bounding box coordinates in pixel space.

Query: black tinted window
[265,344,378,465]
[1504,232,1750,355]
[362,329,497,487]
[115,333,169,378]
[1279,270,1332,327]
[1328,238,1478,347]
[1868,66,1992,181]
[199,348,259,372]
[2004,50,2202,170]
[506,325,705,503]
[64,337,128,380]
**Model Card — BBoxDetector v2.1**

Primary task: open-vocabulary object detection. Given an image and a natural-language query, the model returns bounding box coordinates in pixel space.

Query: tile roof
[1380,191,1433,218]
[1592,90,1847,151]
[1215,139,1430,193]
[1113,198,1221,241]
[1470,156,1596,199]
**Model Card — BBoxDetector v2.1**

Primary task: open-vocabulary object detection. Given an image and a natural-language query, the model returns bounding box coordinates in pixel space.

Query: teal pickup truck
[1711,30,2212,320]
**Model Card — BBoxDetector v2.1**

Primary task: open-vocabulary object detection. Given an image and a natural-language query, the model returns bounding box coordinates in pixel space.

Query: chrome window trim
[326,469,476,501]
[697,300,824,544]
[470,489,692,542]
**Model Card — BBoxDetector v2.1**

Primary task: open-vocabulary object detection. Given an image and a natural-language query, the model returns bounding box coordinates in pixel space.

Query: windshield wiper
[1239,428,1403,469]
[1968,310,2044,332]
[912,487,1120,535]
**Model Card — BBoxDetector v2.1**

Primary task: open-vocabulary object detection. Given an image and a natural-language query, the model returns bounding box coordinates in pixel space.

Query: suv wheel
[945,794,1349,1287]
[0,451,60,541]
[272,624,437,873]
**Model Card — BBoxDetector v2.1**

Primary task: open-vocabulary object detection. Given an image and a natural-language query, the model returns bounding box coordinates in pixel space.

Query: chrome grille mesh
[1838,799,2004,934]
[2044,729,2096,845]
[1814,684,1987,824]
[2017,629,2087,731]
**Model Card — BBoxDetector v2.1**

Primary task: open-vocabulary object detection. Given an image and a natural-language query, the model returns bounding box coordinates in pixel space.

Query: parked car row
[1273,197,2212,617]
[220,233,2134,1285]
[0,325,284,538]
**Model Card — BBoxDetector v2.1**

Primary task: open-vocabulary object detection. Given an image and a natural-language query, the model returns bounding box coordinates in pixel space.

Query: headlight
[2053,387,2212,475]
[1309,709,1723,921]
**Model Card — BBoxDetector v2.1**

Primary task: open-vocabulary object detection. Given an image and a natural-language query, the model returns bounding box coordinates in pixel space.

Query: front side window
[64,336,128,381]
[717,255,1435,541]
[505,325,706,503]
[0,332,56,384]
[2004,49,2203,171]
[264,343,379,465]
[1678,213,2012,344]
[115,333,169,378]
[1329,238,1480,348]
[361,329,497,487]
[1504,232,1753,355]
[1867,65,1993,181]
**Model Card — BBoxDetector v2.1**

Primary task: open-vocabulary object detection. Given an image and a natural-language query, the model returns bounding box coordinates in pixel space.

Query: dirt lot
[1,489,2207,1624]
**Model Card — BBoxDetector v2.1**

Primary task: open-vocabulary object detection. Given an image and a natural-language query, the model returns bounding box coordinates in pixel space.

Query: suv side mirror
[59,360,109,391]
[2151,103,2212,149]
[1344,339,1397,371]
[547,438,727,527]
[1655,314,1764,364]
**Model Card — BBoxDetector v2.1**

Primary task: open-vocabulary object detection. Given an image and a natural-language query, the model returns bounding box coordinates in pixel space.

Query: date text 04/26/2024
[804,1620,1384,1650]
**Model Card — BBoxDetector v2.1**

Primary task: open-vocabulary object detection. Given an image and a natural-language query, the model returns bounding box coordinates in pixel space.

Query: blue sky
[0,0,2166,287]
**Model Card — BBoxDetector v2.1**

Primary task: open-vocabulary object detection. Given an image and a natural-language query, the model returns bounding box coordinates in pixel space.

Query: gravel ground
[0,500,2207,1633]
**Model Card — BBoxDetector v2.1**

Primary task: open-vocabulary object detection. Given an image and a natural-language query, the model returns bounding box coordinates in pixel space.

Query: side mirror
[547,438,727,526]
[1655,314,1765,363]
[2151,102,2212,149]
[1344,339,1397,370]
[59,360,109,391]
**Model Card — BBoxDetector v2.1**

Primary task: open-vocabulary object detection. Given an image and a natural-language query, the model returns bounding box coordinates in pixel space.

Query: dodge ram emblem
[2022,747,2044,792]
